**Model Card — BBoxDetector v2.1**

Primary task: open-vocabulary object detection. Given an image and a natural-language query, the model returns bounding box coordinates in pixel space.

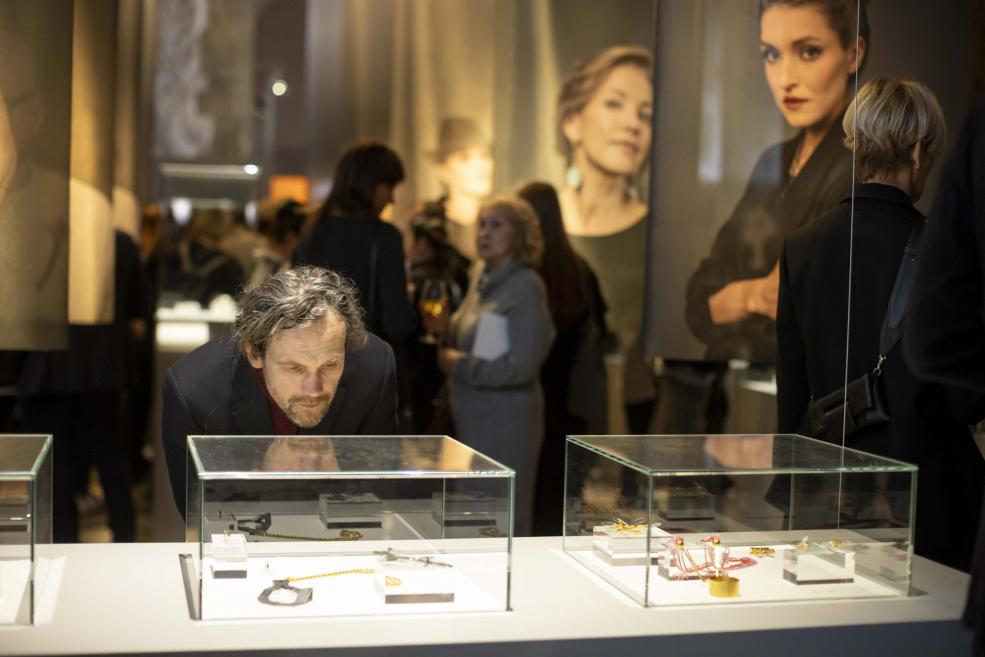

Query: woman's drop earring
[566,164,583,190]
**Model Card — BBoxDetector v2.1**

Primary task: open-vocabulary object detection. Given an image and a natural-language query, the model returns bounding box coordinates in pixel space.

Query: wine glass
[418,278,448,344]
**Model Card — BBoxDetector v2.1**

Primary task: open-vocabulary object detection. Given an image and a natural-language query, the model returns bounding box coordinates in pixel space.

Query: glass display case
[0,434,53,625]
[184,435,513,620]
[564,434,916,606]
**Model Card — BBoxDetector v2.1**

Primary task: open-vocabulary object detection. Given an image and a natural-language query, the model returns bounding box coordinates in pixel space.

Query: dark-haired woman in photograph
[685,0,867,363]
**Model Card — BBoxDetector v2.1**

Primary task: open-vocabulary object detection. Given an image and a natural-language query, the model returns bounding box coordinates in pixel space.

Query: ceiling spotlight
[170,197,193,225]
[243,164,260,176]
[271,79,288,97]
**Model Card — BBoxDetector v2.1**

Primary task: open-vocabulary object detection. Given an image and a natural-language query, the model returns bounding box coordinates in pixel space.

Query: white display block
[431,491,506,537]
[319,492,384,529]
[592,522,669,566]
[374,561,455,604]
[210,533,248,578]
[783,541,857,585]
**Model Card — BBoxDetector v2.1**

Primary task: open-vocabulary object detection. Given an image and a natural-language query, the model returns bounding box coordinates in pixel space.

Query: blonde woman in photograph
[556,45,656,432]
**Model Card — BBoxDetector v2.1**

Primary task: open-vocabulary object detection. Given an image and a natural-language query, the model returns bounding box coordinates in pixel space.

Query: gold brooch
[749,547,774,558]
[612,517,647,534]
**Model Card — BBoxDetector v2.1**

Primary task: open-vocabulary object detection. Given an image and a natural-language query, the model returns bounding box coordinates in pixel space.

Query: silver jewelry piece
[258,579,313,606]
[373,548,452,568]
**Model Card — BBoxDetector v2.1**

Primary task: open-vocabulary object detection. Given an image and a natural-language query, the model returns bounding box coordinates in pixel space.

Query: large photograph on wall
[303,0,657,436]
[0,1,72,350]
[644,0,980,366]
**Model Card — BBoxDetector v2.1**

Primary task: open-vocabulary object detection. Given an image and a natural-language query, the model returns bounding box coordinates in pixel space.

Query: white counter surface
[0,537,974,656]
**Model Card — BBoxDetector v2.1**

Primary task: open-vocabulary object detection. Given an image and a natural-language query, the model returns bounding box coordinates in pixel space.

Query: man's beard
[283,395,333,428]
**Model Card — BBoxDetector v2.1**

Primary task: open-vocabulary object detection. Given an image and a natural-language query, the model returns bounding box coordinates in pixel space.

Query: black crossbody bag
[806,223,922,441]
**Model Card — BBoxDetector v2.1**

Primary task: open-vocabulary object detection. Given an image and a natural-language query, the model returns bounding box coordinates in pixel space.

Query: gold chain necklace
[257,550,450,607]
[249,528,363,542]
[285,568,375,583]
[232,513,363,542]
[258,569,399,606]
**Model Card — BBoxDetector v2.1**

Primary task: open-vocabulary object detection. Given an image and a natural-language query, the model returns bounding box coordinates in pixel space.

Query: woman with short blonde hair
[778,78,984,570]
[844,78,947,182]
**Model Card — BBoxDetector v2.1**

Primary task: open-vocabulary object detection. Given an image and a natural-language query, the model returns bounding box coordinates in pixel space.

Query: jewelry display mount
[563,434,916,608]
[0,434,53,626]
[184,435,514,620]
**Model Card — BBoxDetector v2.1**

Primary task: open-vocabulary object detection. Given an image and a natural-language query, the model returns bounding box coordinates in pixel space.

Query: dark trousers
[20,391,136,542]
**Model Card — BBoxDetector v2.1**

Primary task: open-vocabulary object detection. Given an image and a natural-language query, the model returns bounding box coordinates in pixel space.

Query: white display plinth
[199,549,501,619]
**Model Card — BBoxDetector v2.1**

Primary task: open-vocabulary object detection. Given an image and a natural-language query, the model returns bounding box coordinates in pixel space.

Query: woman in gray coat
[436,196,556,535]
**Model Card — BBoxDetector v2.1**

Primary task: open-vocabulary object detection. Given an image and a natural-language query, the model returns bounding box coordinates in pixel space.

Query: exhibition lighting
[271,79,288,96]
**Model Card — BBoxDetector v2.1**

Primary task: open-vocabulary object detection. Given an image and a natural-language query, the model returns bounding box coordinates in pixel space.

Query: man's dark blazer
[904,96,985,652]
[777,183,985,564]
[163,333,398,515]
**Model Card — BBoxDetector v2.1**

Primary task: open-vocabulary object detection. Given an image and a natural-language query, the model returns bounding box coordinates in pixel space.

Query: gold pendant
[708,575,739,598]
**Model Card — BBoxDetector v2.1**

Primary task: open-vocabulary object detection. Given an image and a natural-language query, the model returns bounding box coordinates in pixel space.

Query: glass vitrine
[0,434,53,625]
[564,434,915,606]
[185,435,513,619]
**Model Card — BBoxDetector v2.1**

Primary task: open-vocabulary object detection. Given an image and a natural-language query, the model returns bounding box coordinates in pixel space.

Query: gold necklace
[257,549,450,607]
[250,528,363,542]
[258,569,401,606]
[286,568,376,583]
[233,513,363,542]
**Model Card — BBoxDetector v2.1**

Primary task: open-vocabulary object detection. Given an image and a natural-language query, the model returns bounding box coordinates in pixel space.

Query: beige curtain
[388,0,498,204]
[306,0,652,214]
[113,0,144,239]
[309,0,566,211]
[69,0,118,325]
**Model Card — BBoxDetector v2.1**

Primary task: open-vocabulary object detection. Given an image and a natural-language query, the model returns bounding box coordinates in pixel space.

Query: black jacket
[686,122,853,363]
[903,96,985,646]
[162,333,398,514]
[294,212,415,343]
[777,183,985,558]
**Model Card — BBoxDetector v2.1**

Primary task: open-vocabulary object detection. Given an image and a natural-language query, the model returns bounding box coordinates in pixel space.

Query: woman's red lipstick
[783,96,807,110]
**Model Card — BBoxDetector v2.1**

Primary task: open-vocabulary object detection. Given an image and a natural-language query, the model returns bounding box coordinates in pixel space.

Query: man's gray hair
[233,266,368,358]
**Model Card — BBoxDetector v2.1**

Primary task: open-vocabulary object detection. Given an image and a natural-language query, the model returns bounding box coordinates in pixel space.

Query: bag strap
[873,220,923,376]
